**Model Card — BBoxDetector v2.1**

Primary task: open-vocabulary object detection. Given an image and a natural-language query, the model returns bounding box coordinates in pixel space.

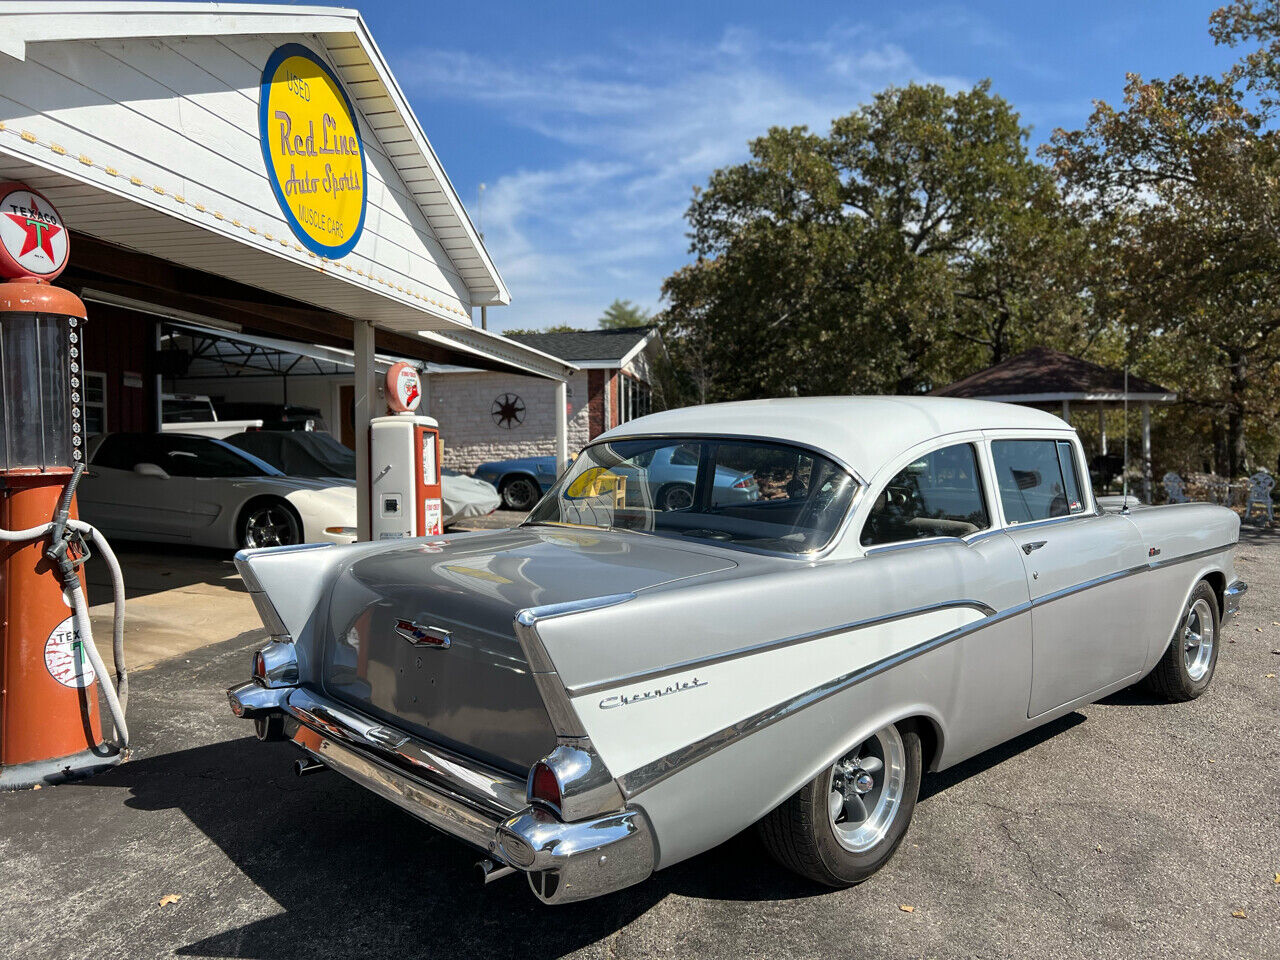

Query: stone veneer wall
[429,370,593,473]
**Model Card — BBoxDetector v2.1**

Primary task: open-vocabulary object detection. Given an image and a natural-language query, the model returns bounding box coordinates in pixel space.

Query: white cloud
[399,26,968,330]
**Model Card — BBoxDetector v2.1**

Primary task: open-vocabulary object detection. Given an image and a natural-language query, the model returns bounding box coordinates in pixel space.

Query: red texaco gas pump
[369,362,444,539]
[0,183,129,790]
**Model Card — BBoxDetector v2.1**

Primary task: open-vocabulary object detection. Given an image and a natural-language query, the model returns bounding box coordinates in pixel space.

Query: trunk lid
[320,526,737,773]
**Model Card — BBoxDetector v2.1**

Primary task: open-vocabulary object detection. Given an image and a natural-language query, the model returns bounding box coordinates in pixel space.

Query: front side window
[526,437,857,554]
[861,443,990,547]
[992,439,1087,524]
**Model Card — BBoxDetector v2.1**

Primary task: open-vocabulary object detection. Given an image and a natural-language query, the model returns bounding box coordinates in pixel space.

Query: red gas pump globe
[386,361,422,413]
[0,182,70,282]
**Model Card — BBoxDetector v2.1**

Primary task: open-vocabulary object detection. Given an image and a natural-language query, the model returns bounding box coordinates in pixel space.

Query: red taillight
[252,651,266,683]
[733,475,754,489]
[529,761,562,811]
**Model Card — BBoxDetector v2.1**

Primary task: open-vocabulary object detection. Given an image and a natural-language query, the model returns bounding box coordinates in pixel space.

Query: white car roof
[600,396,1072,479]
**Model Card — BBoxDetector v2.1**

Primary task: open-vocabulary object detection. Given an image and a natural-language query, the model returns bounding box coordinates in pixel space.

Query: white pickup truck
[160,393,262,439]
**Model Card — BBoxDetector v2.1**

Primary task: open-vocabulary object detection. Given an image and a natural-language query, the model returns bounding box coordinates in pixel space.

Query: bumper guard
[1225,579,1248,617]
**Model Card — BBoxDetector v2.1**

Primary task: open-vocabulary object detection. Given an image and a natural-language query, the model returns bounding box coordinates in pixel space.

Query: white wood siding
[0,33,474,318]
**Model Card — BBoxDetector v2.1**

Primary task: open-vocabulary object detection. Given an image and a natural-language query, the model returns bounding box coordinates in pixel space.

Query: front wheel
[1140,580,1220,701]
[757,721,922,887]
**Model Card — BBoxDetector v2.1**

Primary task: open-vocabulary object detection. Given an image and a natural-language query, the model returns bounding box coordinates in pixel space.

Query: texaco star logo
[0,184,69,280]
[491,393,525,429]
[44,616,96,688]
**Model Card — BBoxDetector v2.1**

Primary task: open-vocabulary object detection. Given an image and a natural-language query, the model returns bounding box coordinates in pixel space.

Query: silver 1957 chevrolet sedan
[227,397,1246,904]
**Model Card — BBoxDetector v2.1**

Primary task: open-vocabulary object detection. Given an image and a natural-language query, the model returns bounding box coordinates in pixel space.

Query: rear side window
[992,440,1087,524]
[861,443,990,547]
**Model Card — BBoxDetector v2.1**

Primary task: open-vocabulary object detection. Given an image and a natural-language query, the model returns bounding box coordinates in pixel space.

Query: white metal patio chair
[1244,471,1275,523]
[1162,472,1190,504]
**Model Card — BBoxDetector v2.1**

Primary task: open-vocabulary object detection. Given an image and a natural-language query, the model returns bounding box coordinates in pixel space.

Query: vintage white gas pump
[369,362,444,539]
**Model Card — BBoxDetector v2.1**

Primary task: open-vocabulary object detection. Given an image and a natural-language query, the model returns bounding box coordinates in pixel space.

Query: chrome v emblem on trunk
[395,619,451,649]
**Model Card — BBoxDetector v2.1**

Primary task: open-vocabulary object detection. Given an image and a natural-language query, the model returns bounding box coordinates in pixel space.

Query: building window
[84,371,107,437]
[619,374,651,424]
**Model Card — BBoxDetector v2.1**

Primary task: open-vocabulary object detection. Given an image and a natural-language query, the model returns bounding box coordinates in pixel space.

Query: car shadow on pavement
[106,735,663,960]
[94,714,1103,957]
[917,712,1086,803]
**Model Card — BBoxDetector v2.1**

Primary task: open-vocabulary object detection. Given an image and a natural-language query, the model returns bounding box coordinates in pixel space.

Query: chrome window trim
[520,432,866,561]
[856,439,995,552]
[566,598,997,699]
[988,437,1092,527]
[617,539,1240,798]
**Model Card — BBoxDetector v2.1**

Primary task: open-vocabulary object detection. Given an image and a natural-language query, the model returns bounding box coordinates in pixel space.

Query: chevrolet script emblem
[394,619,451,649]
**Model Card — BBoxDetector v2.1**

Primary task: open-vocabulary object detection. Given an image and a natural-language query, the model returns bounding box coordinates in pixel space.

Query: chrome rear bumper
[227,682,654,904]
[1225,579,1248,616]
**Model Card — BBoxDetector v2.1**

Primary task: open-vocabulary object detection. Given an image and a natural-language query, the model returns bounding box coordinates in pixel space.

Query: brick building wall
[428,370,593,472]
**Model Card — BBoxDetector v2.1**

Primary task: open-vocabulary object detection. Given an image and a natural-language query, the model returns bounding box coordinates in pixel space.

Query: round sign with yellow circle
[259,43,367,258]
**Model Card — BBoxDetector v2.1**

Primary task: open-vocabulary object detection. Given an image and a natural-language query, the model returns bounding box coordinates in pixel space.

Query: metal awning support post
[1141,402,1152,504]
[1098,405,1107,455]
[354,319,376,541]
[555,379,569,478]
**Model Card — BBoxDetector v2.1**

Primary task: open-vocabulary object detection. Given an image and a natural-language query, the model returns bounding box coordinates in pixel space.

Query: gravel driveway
[2,530,1276,960]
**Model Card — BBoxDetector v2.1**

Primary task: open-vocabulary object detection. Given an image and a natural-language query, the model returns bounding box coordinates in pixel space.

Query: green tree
[659,82,1098,406]
[1046,2,1280,475]
[598,299,652,329]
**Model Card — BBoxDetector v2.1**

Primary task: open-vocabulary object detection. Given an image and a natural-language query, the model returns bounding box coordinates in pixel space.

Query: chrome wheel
[827,724,907,853]
[1183,597,1215,682]
[242,503,300,548]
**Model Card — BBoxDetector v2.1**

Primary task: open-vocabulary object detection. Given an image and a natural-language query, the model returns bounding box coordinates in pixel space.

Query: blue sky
[355,1,1240,331]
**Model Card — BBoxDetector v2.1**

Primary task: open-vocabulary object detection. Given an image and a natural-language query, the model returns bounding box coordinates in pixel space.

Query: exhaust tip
[476,858,517,885]
[293,757,326,777]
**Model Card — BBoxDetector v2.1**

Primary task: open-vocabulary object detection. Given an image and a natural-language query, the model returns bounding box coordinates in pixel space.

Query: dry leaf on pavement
[899,904,915,913]
[158,894,182,908]
[1231,909,1247,919]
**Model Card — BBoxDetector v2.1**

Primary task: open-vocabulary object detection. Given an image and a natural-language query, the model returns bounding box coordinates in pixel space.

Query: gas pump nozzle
[45,462,92,584]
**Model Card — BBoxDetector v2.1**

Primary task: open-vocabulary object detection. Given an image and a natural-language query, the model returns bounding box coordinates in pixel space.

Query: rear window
[526,437,857,555]
[992,439,1087,523]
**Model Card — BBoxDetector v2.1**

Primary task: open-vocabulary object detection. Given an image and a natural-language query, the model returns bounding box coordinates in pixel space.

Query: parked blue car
[474,444,760,512]
[473,456,560,511]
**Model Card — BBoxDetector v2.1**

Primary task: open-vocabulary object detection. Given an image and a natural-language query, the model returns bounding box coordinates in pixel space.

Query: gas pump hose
[0,464,129,751]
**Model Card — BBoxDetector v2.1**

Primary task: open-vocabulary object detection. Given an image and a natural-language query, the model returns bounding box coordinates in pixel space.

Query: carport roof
[931,347,1176,405]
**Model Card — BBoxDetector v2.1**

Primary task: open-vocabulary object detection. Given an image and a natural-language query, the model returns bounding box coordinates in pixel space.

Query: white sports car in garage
[80,433,358,549]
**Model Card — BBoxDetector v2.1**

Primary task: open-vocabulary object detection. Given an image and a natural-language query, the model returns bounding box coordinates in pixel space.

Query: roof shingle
[505,326,654,364]
[931,347,1172,400]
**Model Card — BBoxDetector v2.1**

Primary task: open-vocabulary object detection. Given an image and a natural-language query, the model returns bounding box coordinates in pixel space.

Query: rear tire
[238,498,303,550]
[500,476,540,511]
[657,482,695,511]
[758,721,922,887]
[1141,580,1219,702]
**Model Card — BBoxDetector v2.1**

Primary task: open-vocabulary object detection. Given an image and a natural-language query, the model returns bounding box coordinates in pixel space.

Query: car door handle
[1022,540,1047,555]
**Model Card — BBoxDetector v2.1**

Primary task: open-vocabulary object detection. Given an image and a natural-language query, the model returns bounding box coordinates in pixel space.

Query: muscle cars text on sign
[227,397,1244,904]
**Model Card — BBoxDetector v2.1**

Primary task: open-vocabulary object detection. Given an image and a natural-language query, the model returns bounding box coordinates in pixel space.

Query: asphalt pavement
[1,529,1277,960]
